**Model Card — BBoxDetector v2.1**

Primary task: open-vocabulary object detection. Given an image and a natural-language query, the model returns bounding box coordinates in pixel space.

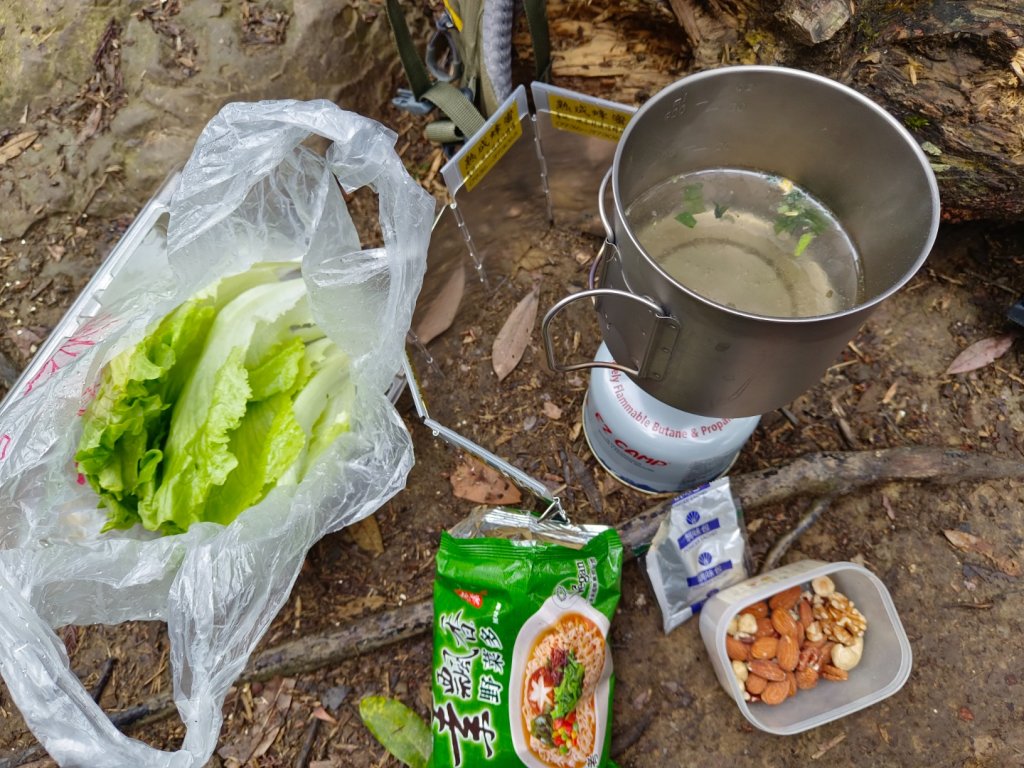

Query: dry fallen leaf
[517,247,550,272]
[312,706,338,724]
[75,104,103,146]
[492,284,540,381]
[450,458,522,505]
[0,131,40,165]
[945,334,1015,375]
[348,515,384,555]
[543,401,563,420]
[943,529,1022,576]
[881,494,896,521]
[218,677,296,764]
[413,263,465,344]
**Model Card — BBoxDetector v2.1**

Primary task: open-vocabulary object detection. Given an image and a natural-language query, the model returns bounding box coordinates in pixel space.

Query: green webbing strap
[522,0,551,82]
[424,120,463,145]
[386,0,433,99]
[423,82,486,138]
[386,0,486,141]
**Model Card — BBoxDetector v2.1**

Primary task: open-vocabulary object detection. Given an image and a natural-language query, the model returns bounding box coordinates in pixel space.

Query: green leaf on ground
[359,696,432,768]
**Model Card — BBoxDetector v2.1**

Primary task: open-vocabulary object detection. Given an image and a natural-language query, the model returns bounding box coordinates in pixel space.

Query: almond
[768,585,802,612]
[745,673,768,695]
[786,670,798,697]
[820,664,849,682]
[747,658,787,682]
[761,679,789,706]
[726,635,750,662]
[739,600,769,619]
[751,636,779,660]
[771,607,799,638]
[795,667,819,690]
[777,633,799,672]
[798,599,814,629]
[755,617,778,638]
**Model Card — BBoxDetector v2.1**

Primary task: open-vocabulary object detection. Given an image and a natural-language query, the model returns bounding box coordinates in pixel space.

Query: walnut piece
[812,589,867,645]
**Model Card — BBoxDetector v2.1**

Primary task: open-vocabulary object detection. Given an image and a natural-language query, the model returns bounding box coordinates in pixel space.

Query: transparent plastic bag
[0,99,433,767]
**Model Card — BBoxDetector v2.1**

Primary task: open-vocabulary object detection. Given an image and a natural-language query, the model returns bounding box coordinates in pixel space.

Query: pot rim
[610,65,941,325]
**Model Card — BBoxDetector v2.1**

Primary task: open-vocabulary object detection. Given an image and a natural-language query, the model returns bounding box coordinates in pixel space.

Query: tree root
[3,446,1020,761]
[616,446,1024,554]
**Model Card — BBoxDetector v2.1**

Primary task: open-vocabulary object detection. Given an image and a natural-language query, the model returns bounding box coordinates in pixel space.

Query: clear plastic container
[698,560,912,735]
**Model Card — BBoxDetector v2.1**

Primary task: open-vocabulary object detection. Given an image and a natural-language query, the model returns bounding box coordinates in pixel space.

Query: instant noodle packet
[432,510,623,768]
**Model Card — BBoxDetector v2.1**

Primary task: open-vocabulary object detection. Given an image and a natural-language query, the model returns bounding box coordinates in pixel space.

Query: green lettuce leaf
[277,342,353,486]
[75,263,354,534]
[75,296,216,530]
[139,278,309,533]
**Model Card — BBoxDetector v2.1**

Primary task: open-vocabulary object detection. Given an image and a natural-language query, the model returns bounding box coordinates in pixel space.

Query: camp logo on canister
[583,343,760,494]
[431,529,623,768]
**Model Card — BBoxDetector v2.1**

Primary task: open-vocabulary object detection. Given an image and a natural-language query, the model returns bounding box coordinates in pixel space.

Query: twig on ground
[88,658,116,702]
[758,496,835,574]
[293,717,320,768]
[566,448,603,516]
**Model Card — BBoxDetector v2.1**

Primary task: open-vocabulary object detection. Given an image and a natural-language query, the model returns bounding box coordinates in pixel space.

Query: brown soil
[2,4,1024,768]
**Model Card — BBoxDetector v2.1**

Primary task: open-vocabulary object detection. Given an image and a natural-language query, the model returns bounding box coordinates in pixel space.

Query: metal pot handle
[542,287,665,376]
[597,167,614,241]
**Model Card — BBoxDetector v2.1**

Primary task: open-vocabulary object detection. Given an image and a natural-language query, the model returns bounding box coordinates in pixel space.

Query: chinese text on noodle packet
[432,528,623,767]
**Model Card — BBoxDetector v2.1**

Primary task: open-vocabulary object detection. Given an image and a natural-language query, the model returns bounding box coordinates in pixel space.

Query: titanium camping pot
[542,66,940,418]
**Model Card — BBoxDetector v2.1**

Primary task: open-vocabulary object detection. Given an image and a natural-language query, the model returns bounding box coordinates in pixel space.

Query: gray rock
[0,0,427,234]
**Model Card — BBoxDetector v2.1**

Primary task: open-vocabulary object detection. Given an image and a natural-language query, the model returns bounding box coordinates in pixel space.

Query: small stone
[322,684,350,711]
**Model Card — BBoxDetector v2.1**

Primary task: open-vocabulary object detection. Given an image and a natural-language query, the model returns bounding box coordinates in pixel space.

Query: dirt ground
[2,4,1024,768]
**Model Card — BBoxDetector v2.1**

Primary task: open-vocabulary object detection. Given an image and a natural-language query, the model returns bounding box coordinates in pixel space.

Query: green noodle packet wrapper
[431,516,623,768]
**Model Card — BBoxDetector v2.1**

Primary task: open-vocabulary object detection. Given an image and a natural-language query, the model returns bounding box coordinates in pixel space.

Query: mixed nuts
[724,576,868,706]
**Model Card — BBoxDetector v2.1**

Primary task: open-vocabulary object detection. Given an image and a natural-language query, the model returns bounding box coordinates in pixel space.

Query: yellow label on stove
[458,102,523,192]
[549,94,632,142]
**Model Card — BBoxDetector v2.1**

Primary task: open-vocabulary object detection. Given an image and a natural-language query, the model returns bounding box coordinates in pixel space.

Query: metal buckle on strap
[392,88,435,116]
[426,13,462,83]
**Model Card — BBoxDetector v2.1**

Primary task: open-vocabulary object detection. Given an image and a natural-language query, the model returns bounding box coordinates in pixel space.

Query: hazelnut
[811,575,836,597]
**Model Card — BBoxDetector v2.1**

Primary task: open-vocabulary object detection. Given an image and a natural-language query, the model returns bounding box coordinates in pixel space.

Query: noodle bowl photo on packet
[431,524,623,768]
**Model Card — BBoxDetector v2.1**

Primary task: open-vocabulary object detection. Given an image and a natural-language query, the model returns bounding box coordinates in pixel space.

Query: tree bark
[662,0,1024,222]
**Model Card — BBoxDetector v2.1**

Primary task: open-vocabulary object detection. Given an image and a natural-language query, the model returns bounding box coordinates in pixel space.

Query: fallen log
[651,0,1024,222]
[3,445,1021,763]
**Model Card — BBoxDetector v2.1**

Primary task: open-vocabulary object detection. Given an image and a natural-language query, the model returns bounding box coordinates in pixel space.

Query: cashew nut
[831,636,865,671]
[732,659,749,683]
[727,616,740,636]
[737,612,758,636]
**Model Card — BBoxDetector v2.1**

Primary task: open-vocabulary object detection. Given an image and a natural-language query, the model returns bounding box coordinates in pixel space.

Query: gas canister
[582,343,760,493]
